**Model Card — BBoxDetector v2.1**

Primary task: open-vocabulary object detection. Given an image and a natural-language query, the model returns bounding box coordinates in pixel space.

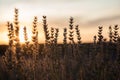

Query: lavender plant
[98,26,103,44]
[69,17,75,44]
[50,27,55,44]
[113,25,119,43]
[75,25,81,44]
[43,16,50,45]
[54,28,59,45]
[63,28,67,45]
[109,26,113,43]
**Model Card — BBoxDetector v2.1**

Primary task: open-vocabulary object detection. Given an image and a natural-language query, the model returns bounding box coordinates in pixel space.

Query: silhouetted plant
[13,8,25,80]
[113,25,119,43]
[32,16,38,43]
[43,16,50,45]
[97,26,103,44]
[75,25,81,44]
[23,26,29,47]
[14,8,20,44]
[13,8,21,61]
[109,26,113,43]
[63,28,67,45]
[69,17,75,44]
[50,27,54,44]
[2,22,16,72]
[32,16,39,80]
[54,28,59,44]
[7,22,14,47]
[93,35,97,44]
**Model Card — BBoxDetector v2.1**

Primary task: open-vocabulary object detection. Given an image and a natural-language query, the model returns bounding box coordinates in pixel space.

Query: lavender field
[0,9,120,80]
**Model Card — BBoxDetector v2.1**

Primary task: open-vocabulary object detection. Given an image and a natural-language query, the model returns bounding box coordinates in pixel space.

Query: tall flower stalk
[109,26,113,43]
[113,25,119,43]
[98,26,103,44]
[93,35,97,44]
[63,28,67,45]
[14,8,21,59]
[2,22,16,71]
[54,28,59,44]
[14,8,20,44]
[75,25,81,44]
[43,16,50,45]
[32,16,39,80]
[50,27,54,44]
[23,26,29,48]
[69,17,74,44]
[8,22,14,47]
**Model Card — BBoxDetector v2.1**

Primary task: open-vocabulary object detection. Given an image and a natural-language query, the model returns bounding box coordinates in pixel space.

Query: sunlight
[19,26,32,44]
[19,26,25,43]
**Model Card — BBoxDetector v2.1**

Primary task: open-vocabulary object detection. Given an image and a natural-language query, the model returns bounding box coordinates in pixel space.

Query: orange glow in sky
[0,0,120,44]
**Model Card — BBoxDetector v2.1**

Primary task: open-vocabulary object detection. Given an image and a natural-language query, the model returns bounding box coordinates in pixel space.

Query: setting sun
[19,26,25,43]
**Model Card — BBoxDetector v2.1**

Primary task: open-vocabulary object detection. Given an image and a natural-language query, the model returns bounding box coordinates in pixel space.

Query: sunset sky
[0,0,120,44]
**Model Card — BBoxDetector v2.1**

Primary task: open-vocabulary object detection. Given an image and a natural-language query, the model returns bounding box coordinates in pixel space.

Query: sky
[0,0,120,44]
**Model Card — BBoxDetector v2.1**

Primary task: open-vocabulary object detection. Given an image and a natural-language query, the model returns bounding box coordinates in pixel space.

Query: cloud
[87,15,120,25]
[0,0,81,4]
